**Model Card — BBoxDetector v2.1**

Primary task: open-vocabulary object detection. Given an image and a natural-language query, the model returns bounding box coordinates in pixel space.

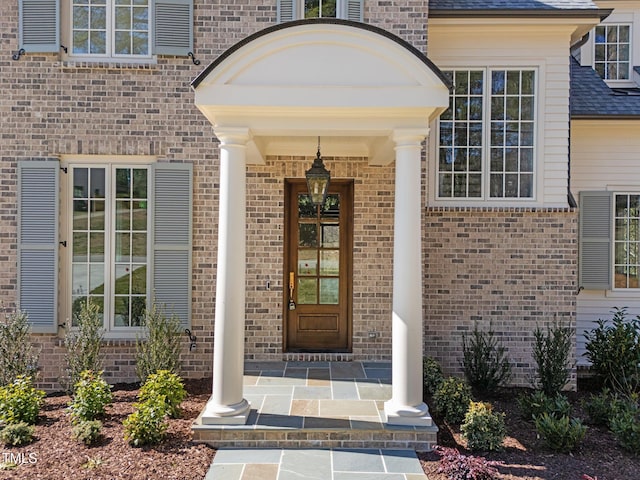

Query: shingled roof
[430,0,599,10]
[429,0,609,18]
[570,57,640,119]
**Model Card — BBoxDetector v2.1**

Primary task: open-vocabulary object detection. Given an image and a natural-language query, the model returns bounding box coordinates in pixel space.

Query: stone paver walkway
[206,448,428,480]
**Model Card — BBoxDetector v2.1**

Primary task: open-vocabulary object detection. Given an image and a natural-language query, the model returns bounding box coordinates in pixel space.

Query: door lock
[288,271,296,310]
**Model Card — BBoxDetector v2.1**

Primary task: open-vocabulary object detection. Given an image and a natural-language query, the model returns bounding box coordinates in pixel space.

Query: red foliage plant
[434,445,503,480]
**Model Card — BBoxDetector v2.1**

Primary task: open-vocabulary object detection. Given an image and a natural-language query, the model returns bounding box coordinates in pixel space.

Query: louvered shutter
[277,0,297,23]
[19,0,60,53]
[579,191,612,290]
[345,0,363,22]
[153,0,193,56]
[151,163,192,327]
[18,161,59,333]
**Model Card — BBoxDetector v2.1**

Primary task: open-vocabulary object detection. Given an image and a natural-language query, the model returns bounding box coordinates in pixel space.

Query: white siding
[428,23,576,207]
[572,120,640,363]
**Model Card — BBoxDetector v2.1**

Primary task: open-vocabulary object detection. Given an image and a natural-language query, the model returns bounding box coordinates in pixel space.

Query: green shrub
[532,322,572,396]
[609,395,640,454]
[135,304,182,384]
[68,370,112,423]
[583,388,614,427]
[461,401,506,452]
[533,413,586,453]
[0,422,35,446]
[517,390,571,420]
[434,446,502,480]
[139,370,186,418]
[423,356,444,395]
[462,325,511,395]
[62,301,104,393]
[434,377,473,425]
[0,376,45,425]
[123,399,169,447]
[72,419,103,445]
[584,307,640,394]
[0,309,40,386]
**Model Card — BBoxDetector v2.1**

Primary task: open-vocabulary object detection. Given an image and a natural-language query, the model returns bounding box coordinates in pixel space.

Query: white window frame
[296,0,351,19]
[593,23,632,82]
[612,192,640,291]
[64,0,153,62]
[434,67,538,203]
[65,158,155,337]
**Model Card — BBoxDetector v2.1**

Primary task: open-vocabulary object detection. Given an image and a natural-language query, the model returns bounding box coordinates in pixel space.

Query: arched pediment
[192,20,450,164]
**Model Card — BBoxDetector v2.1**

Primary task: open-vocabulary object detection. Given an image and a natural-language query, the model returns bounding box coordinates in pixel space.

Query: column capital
[214,127,252,146]
[392,128,430,148]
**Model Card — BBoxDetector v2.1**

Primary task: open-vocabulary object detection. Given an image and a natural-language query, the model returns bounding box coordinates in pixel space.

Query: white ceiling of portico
[192,20,450,165]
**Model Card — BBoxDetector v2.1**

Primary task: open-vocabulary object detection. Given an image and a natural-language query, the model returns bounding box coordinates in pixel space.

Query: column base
[201,396,251,425]
[384,400,434,427]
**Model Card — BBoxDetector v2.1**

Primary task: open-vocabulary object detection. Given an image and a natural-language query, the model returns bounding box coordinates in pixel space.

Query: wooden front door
[284,179,353,352]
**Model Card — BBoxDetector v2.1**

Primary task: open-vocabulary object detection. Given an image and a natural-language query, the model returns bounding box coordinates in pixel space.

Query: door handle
[288,271,296,310]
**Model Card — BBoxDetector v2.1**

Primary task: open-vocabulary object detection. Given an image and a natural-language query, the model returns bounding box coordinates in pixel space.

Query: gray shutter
[19,0,60,53]
[153,0,193,56]
[18,161,59,333]
[346,0,363,22]
[277,0,297,23]
[151,163,192,327]
[579,191,612,290]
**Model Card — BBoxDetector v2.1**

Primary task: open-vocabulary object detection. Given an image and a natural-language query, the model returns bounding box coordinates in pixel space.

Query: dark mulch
[0,378,215,480]
[418,382,640,480]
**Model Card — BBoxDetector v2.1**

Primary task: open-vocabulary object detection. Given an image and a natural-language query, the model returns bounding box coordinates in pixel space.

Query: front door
[284,179,353,352]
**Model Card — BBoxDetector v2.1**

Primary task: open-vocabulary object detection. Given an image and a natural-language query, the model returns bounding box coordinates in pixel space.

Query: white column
[385,129,433,427]
[201,127,251,424]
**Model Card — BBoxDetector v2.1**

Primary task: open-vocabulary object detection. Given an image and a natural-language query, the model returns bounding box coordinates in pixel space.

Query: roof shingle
[430,0,599,10]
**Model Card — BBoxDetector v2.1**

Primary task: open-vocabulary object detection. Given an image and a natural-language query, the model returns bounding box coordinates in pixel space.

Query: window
[18,0,193,59]
[437,68,536,200]
[277,0,363,22]
[71,165,149,328]
[614,194,640,289]
[17,160,192,334]
[71,0,150,57]
[594,24,631,80]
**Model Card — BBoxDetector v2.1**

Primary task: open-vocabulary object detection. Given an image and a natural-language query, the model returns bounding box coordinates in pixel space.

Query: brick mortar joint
[426,206,577,213]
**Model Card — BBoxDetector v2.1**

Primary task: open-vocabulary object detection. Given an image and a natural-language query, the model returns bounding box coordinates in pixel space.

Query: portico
[191,19,449,429]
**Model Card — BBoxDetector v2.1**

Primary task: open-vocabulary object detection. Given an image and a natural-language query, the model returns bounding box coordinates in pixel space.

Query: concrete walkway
[206,447,428,480]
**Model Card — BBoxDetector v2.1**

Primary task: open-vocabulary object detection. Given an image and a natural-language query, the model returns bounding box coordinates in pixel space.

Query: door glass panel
[298,194,316,218]
[320,250,339,275]
[321,224,339,248]
[298,250,317,275]
[320,278,339,304]
[299,224,317,247]
[322,194,340,218]
[298,278,317,304]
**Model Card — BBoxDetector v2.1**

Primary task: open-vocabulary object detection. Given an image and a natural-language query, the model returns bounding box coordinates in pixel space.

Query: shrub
[423,356,444,395]
[533,413,587,453]
[531,322,572,396]
[583,388,614,427]
[123,399,169,447]
[62,301,104,393]
[0,422,35,446]
[584,307,640,394]
[462,325,511,395]
[434,446,502,480]
[461,402,506,452]
[139,370,186,418]
[135,303,182,384]
[0,309,40,386]
[72,419,103,445]
[68,370,112,423]
[433,377,473,425]
[0,376,45,425]
[609,395,640,453]
[517,391,571,421]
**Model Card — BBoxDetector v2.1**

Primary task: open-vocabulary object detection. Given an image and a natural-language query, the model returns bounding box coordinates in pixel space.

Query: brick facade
[1,0,579,391]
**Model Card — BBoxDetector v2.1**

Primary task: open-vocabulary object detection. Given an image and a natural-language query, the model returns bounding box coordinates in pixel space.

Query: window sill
[605,289,640,299]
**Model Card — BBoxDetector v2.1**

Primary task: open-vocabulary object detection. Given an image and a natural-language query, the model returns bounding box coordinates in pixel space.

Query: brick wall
[423,207,579,387]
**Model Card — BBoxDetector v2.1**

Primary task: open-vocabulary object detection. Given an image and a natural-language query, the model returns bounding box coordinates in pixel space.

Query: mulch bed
[418,386,640,480]
[2,378,639,479]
